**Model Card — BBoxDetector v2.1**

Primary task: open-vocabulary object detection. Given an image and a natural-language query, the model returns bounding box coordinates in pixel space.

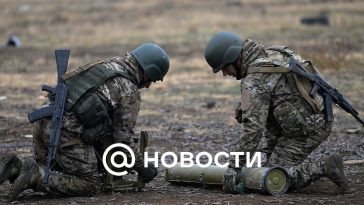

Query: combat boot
[323,154,355,194]
[9,159,42,201]
[0,153,22,184]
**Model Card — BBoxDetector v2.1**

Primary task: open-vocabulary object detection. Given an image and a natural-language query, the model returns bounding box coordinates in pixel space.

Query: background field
[0,0,363,204]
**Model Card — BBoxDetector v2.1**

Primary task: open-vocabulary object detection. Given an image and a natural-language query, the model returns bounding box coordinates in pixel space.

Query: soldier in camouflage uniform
[0,43,170,201]
[204,31,353,193]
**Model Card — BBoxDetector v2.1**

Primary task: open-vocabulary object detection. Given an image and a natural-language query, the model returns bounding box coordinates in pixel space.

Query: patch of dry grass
[0,0,363,130]
[0,73,55,87]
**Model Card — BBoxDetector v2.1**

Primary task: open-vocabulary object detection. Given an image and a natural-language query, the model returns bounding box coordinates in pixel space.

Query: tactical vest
[247,46,324,113]
[62,60,133,145]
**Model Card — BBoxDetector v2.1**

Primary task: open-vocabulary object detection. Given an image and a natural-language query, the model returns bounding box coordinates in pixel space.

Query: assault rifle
[288,57,364,126]
[28,49,70,187]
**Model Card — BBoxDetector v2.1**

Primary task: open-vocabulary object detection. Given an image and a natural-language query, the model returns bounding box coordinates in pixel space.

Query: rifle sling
[247,66,290,74]
[247,66,322,113]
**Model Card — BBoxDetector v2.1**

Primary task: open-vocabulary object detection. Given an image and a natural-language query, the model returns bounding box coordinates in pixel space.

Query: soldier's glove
[135,162,157,183]
[235,102,243,124]
[223,168,244,194]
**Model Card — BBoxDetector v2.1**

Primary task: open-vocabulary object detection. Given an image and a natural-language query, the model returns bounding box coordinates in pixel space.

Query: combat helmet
[131,43,170,81]
[204,31,243,73]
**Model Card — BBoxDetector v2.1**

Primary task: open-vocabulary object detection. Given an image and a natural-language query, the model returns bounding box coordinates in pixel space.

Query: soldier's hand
[235,102,243,123]
[223,168,244,194]
[136,162,157,183]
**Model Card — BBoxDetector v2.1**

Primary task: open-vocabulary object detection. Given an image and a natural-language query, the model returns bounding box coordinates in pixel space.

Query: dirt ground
[0,0,364,204]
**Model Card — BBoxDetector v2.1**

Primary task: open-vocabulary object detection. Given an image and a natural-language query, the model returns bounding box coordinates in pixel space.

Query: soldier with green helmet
[0,43,170,201]
[204,31,355,194]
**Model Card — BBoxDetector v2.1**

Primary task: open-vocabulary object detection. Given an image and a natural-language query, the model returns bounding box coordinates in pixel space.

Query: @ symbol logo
[102,143,135,176]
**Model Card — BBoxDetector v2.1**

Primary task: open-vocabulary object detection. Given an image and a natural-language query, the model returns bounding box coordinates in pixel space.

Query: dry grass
[0,1,363,204]
[1,0,363,48]
[0,0,363,112]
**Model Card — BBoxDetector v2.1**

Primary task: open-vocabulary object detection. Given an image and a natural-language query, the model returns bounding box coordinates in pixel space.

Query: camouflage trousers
[263,112,332,190]
[237,98,333,190]
[33,118,101,197]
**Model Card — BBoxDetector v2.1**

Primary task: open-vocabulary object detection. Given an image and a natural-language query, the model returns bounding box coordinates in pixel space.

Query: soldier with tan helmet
[204,31,356,194]
[0,43,170,201]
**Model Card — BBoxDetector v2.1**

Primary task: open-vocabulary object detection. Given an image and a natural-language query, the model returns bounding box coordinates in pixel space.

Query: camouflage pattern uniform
[33,52,144,196]
[234,39,332,190]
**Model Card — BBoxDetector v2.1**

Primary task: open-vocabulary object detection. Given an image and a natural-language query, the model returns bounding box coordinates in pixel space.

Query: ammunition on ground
[165,163,290,195]
[165,163,228,187]
[238,167,290,195]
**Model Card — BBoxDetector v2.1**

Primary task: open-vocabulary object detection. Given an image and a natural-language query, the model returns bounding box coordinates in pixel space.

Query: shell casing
[239,167,290,195]
[165,163,228,187]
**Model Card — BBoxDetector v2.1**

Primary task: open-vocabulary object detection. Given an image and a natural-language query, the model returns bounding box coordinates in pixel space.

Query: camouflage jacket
[237,39,325,153]
[63,52,141,145]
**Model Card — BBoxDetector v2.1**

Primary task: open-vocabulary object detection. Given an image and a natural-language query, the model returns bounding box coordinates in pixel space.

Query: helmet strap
[233,49,251,80]
[138,68,146,87]
[234,62,243,80]
[138,68,154,89]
